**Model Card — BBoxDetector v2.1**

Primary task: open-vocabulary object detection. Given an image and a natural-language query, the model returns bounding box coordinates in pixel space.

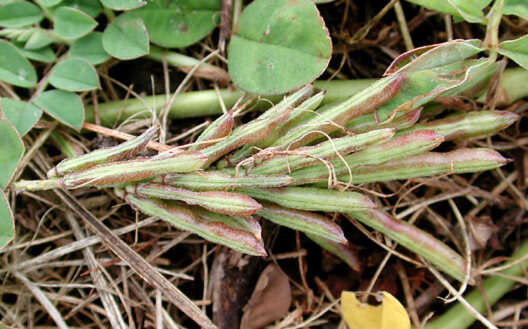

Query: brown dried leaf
[240,264,292,329]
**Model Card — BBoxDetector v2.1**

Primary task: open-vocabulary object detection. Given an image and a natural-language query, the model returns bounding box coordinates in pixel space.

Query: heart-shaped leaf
[49,58,99,91]
[0,40,37,88]
[498,35,528,70]
[60,0,101,18]
[0,1,43,27]
[0,98,42,135]
[0,119,23,188]
[228,0,332,95]
[102,14,149,60]
[504,0,528,20]
[33,90,84,130]
[123,0,220,48]
[100,0,146,10]
[15,44,56,63]
[69,32,110,65]
[0,191,14,250]
[54,7,97,39]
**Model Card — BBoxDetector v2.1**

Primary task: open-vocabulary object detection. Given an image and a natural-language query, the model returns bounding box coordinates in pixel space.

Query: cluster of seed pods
[17,40,519,283]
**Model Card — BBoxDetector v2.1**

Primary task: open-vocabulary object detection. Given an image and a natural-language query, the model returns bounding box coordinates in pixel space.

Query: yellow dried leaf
[341,291,410,329]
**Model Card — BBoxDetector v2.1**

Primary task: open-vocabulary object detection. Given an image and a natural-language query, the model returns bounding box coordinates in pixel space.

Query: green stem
[423,240,528,329]
[86,68,528,125]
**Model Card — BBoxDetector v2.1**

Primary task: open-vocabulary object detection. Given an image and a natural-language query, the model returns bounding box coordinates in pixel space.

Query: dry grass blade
[51,188,217,329]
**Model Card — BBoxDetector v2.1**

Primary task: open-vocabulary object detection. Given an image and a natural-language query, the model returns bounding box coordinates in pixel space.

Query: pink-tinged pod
[400,111,519,141]
[258,203,347,244]
[129,183,262,216]
[342,148,509,184]
[275,75,404,150]
[62,151,208,188]
[48,126,157,177]
[162,171,293,191]
[291,130,444,184]
[190,110,234,151]
[125,195,266,256]
[240,187,376,213]
[346,209,469,283]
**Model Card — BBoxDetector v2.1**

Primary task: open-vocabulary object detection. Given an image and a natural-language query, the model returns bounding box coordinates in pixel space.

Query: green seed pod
[398,111,519,141]
[125,195,266,256]
[346,209,468,282]
[48,126,157,177]
[258,203,347,244]
[129,183,262,216]
[189,110,234,151]
[240,187,376,213]
[291,130,444,184]
[62,151,207,188]
[246,128,395,175]
[162,171,293,191]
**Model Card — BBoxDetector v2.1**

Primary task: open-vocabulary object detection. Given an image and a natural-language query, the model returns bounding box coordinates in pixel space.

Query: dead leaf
[341,291,410,329]
[240,263,292,329]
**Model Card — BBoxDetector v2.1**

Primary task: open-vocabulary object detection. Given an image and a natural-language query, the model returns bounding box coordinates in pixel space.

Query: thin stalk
[423,240,528,329]
[86,68,528,125]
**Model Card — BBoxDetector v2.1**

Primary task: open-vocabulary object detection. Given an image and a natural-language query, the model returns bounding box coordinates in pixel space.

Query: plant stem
[86,68,528,125]
[422,240,528,329]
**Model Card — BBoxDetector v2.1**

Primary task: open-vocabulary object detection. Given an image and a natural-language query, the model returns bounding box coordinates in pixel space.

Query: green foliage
[0,119,23,188]
[14,43,56,63]
[0,40,37,88]
[100,0,146,11]
[40,0,63,6]
[228,0,332,95]
[0,1,43,28]
[0,98,42,135]
[504,0,528,20]
[498,35,528,70]
[53,6,97,39]
[69,32,110,65]
[122,0,220,48]
[0,191,14,249]
[102,14,149,60]
[33,90,84,130]
[49,58,99,91]
[405,0,492,23]
[60,0,101,18]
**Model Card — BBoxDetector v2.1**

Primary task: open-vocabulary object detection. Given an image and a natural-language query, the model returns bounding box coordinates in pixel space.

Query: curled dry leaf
[240,263,292,329]
[341,291,410,329]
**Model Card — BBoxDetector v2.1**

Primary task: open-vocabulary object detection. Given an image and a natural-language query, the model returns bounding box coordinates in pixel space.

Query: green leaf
[24,29,54,49]
[100,0,146,10]
[0,191,14,250]
[228,0,332,95]
[405,0,491,23]
[504,0,528,20]
[60,0,101,18]
[0,119,23,188]
[0,40,37,88]
[69,32,110,65]
[0,98,42,135]
[123,0,220,48]
[54,6,97,39]
[41,0,63,6]
[49,58,99,91]
[498,35,528,70]
[33,90,84,130]
[15,43,56,63]
[102,14,149,60]
[0,1,43,27]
